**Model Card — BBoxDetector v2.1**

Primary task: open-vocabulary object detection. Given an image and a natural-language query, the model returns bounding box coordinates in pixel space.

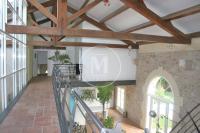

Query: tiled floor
[0,76,60,133]
[108,109,143,133]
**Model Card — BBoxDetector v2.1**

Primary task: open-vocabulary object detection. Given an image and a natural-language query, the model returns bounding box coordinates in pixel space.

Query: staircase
[170,103,200,133]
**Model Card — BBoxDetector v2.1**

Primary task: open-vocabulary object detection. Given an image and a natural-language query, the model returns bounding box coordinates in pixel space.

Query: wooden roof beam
[80,0,90,9]
[27,0,57,24]
[28,0,56,13]
[121,0,190,43]
[6,25,189,44]
[58,19,84,41]
[68,6,137,47]
[57,0,68,29]
[122,4,200,33]
[100,5,128,23]
[68,0,101,22]
[29,13,48,41]
[27,41,129,49]
[188,32,200,38]
[37,18,50,25]
[28,0,134,47]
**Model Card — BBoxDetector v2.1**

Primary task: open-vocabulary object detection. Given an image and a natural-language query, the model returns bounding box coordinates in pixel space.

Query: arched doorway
[146,76,174,133]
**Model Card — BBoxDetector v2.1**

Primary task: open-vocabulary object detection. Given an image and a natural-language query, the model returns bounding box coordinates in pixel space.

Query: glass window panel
[16,71,20,93]
[0,33,3,78]
[19,70,22,91]
[23,69,26,87]
[7,2,15,25]
[16,16,23,25]
[117,88,120,107]
[6,74,14,104]
[168,104,174,133]
[16,0,22,18]
[8,0,14,8]
[22,1,27,25]
[159,102,167,133]
[0,0,3,29]
[121,89,125,110]
[150,98,158,133]
[6,37,13,75]
[16,42,19,70]
[0,79,3,113]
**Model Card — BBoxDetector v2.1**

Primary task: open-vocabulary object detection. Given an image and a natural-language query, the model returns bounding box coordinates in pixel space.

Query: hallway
[0,76,60,133]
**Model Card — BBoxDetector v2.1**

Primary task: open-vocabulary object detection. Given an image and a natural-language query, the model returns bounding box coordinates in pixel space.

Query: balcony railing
[170,103,200,133]
[52,64,123,133]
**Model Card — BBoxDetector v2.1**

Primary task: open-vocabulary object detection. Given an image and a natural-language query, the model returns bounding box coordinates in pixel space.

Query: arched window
[146,77,174,133]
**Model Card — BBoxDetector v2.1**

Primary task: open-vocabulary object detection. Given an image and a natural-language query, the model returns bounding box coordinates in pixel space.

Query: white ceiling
[133,25,172,37]
[105,9,149,32]
[68,0,86,10]
[144,0,200,17]
[87,0,123,21]
[172,13,200,34]
[32,0,200,38]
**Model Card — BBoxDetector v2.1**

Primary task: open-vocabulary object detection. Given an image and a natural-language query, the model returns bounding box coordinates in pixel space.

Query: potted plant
[97,83,114,119]
[48,50,71,64]
[103,116,114,129]
[81,89,96,101]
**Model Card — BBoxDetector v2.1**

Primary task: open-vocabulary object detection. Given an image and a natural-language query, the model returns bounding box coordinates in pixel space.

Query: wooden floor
[108,109,143,133]
[0,76,60,133]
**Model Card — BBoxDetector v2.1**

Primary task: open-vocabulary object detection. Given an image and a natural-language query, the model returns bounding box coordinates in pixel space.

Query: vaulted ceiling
[6,0,200,49]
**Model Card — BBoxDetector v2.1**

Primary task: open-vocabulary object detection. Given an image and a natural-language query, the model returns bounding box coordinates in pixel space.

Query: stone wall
[131,50,200,128]
[124,85,142,127]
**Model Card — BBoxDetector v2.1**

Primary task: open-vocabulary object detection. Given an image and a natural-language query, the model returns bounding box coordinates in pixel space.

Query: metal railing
[52,64,123,133]
[170,103,200,133]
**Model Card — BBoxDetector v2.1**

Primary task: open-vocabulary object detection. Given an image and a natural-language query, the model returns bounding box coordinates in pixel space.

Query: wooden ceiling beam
[80,0,90,9]
[68,6,137,47]
[27,41,129,49]
[122,21,153,33]
[37,18,50,25]
[27,0,57,24]
[163,4,200,20]
[188,32,200,38]
[33,46,66,50]
[121,0,190,43]
[122,4,200,33]
[57,0,68,29]
[29,12,48,41]
[58,19,84,41]
[28,0,56,13]
[68,0,101,22]
[51,5,58,42]
[100,5,128,23]
[6,25,190,44]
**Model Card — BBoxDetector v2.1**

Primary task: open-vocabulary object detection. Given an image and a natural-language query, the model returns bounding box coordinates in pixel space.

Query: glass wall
[0,0,27,115]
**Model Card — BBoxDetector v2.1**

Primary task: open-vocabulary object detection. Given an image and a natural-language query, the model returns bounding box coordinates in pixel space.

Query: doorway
[33,51,48,76]
[146,77,174,133]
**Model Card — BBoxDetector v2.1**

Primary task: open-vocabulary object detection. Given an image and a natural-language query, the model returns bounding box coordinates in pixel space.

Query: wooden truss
[6,0,200,49]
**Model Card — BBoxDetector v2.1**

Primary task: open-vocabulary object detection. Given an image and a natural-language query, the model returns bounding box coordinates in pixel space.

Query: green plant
[103,116,114,129]
[81,89,96,101]
[48,51,71,64]
[97,83,114,118]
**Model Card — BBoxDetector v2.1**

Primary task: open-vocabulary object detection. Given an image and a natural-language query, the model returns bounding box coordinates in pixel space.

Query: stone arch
[141,67,183,127]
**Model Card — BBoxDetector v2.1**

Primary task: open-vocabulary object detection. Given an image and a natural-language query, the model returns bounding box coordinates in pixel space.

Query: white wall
[32,50,38,77]
[37,51,47,64]
[81,47,136,81]
[80,21,137,81]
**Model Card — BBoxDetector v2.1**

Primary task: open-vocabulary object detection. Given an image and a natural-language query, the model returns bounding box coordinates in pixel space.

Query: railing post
[188,112,200,133]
